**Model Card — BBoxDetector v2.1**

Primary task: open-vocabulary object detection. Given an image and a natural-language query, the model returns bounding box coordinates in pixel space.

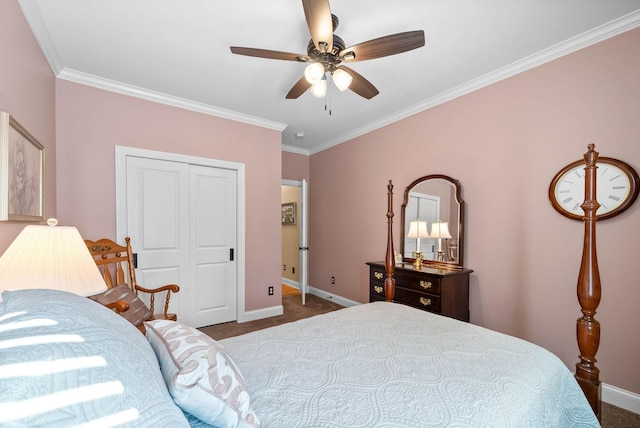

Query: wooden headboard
[383,144,603,420]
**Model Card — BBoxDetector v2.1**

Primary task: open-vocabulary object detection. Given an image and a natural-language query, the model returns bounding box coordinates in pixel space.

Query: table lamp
[407,220,429,269]
[0,218,107,299]
[430,221,452,262]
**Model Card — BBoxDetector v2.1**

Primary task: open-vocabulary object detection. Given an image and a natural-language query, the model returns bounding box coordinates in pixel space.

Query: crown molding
[20,0,640,154]
[308,10,640,155]
[19,0,64,75]
[281,144,311,156]
[56,69,287,132]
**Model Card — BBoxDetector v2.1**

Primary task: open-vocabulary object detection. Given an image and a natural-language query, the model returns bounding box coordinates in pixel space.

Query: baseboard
[241,304,283,323]
[280,279,360,308]
[603,383,640,415]
[281,277,299,290]
[307,286,360,308]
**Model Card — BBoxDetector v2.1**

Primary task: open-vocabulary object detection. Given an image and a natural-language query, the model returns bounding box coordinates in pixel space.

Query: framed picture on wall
[0,111,45,221]
[282,202,296,225]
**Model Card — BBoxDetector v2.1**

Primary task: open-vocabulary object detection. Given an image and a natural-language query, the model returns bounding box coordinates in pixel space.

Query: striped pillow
[94,284,151,326]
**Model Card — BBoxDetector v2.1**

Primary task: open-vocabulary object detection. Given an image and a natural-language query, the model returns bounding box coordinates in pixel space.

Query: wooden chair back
[85,236,180,333]
[85,237,137,292]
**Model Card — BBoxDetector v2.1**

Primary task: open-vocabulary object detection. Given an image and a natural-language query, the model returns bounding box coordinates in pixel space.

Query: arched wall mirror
[400,174,465,267]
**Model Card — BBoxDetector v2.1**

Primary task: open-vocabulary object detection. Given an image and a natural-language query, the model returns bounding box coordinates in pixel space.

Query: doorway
[281,179,308,305]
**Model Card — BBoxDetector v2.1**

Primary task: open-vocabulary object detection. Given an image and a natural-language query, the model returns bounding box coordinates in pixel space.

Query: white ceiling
[19,0,640,154]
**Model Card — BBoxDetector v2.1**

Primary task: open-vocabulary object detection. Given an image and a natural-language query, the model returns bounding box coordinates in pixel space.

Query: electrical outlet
[268,286,274,295]
[292,267,295,274]
[283,264,286,271]
[331,276,335,284]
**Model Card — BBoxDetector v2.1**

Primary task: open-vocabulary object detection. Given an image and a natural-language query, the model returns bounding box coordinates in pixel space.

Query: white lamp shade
[407,221,429,239]
[0,223,107,297]
[304,62,325,84]
[310,78,327,98]
[430,222,452,239]
[332,68,353,91]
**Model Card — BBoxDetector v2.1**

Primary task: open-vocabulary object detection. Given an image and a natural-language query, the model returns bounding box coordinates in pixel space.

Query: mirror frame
[400,174,465,268]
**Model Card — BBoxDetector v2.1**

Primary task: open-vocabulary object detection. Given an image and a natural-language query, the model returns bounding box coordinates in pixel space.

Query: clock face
[550,157,640,221]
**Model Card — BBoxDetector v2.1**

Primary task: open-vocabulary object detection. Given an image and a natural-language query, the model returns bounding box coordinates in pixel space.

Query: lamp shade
[304,62,325,84]
[407,220,429,239]
[430,222,452,239]
[0,220,107,297]
[332,68,353,91]
[310,77,327,98]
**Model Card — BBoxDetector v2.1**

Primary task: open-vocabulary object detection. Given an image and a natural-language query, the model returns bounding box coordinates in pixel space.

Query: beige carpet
[199,293,343,340]
[601,401,640,427]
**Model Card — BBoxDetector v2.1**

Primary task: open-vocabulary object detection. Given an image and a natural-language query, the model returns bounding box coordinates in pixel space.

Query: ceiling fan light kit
[230,0,425,100]
[310,76,327,98]
[332,68,352,91]
[304,62,325,84]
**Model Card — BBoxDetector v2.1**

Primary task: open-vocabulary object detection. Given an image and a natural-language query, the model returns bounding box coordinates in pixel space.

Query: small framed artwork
[0,111,45,221]
[281,202,296,225]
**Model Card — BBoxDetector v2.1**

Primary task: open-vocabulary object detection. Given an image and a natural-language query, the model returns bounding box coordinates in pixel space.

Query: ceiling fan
[230,0,425,100]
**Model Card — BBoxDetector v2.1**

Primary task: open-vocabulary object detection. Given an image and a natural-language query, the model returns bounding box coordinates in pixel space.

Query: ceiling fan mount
[230,0,425,100]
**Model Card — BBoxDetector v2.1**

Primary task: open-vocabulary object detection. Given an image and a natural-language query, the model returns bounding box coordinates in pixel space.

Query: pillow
[145,319,260,428]
[93,284,151,326]
[0,289,189,427]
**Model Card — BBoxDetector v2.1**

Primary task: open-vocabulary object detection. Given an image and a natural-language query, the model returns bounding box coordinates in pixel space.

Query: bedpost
[575,144,602,420]
[385,180,396,302]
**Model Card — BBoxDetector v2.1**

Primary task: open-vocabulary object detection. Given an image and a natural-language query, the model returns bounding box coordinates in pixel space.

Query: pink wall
[308,28,640,394]
[55,81,283,311]
[0,0,56,249]
[282,151,310,181]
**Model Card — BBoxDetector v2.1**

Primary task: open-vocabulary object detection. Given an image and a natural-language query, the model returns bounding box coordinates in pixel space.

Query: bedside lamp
[0,218,107,299]
[407,220,429,270]
[430,221,452,262]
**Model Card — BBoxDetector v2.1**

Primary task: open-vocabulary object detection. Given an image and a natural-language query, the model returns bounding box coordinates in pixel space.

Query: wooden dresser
[367,261,472,322]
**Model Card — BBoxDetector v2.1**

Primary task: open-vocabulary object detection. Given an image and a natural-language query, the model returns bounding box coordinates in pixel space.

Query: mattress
[220,302,599,427]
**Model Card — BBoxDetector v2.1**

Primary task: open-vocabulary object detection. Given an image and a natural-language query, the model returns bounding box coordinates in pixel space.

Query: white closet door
[189,165,237,327]
[125,156,237,327]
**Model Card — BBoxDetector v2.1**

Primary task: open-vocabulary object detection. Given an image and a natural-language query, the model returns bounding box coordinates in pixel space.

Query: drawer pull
[419,280,432,290]
[419,297,432,306]
[374,272,384,280]
[373,285,384,294]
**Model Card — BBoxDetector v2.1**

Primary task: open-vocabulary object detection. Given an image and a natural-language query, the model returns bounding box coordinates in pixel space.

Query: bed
[0,147,602,427]
[0,288,598,428]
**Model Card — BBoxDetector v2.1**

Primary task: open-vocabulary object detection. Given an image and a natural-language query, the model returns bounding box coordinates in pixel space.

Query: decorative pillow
[93,284,151,326]
[0,289,189,427]
[145,319,260,428]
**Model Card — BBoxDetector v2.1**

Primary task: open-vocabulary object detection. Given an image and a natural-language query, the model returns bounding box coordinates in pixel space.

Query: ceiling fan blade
[339,30,425,62]
[286,76,313,99]
[230,47,309,62]
[302,0,333,52]
[337,66,379,99]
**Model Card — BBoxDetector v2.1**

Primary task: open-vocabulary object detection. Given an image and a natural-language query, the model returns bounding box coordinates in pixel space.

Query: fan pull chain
[326,76,332,115]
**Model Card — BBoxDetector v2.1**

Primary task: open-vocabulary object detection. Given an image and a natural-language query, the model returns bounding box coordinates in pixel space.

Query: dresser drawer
[395,287,441,313]
[370,291,386,302]
[394,270,441,295]
[370,282,386,297]
[370,266,386,283]
[366,262,472,322]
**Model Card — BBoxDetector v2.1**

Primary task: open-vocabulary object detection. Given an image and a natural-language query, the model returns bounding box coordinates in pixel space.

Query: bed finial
[575,143,602,420]
[385,180,396,301]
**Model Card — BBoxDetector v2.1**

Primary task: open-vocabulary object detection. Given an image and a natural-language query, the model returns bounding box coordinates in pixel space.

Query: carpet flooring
[198,293,343,340]
[198,295,639,426]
